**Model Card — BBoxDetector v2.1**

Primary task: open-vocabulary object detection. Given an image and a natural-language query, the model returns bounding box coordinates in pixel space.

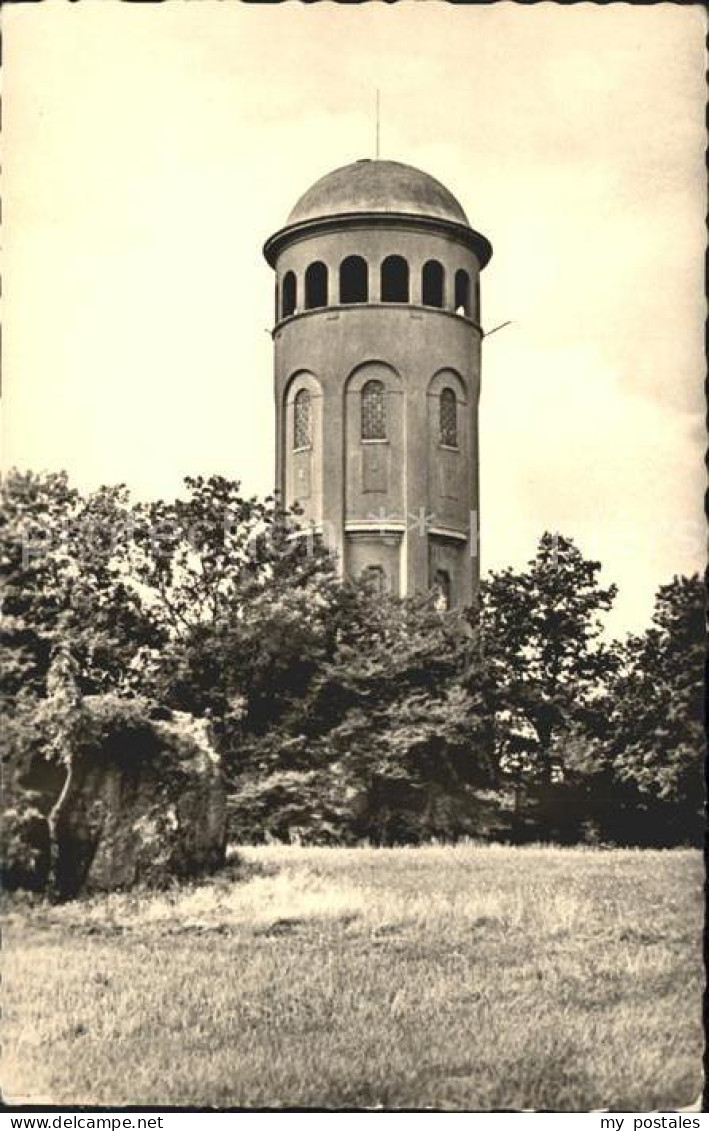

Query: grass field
[4,844,704,1111]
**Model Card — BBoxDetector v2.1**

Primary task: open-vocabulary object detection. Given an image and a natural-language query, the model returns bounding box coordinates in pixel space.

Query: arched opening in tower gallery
[422,259,445,308]
[305,261,328,309]
[340,256,369,304]
[455,269,470,317]
[380,255,409,303]
[282,271,297,318]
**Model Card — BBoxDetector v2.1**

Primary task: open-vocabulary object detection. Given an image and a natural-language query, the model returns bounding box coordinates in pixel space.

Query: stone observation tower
[263,159,492,609]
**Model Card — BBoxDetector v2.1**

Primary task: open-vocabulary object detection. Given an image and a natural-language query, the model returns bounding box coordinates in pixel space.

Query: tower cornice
[263,212,493,270]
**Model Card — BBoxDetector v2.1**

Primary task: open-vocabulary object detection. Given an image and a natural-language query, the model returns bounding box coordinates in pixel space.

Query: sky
[3,2,706,634]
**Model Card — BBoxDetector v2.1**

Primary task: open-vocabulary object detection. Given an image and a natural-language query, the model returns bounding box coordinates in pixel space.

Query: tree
[1,470,336,711]
[12,467,698,851]
[125,477,329,639]
[481,533,618,786]
[0,470,157,704]
[124,476,337,720]
[227,586,495,844]
[604,573,705,844]
[1,470,345,879]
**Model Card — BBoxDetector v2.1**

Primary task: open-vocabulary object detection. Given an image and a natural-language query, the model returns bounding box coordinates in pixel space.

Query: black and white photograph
[2,1,705,1115]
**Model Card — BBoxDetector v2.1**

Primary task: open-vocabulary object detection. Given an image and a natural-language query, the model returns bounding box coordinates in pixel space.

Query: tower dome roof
[286,159,470,227]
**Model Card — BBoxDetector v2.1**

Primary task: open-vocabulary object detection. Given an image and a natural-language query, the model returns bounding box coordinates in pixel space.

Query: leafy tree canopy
[481,532,618,782]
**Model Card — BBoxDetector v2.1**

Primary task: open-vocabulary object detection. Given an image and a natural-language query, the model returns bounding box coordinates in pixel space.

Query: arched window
[455,270,470,316]
[305,262,328,310]
[380,255,409,303]
[340,256,368,304]
[361,564,385,595]
[432,569,451,612]
[440,388,458,448]
[293,389,311,449]
[282,271,296,318]
[361,379,386,440]
[422,260,444,308]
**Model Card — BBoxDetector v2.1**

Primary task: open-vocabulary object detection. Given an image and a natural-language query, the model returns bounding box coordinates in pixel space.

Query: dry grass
[3,844,704,1110]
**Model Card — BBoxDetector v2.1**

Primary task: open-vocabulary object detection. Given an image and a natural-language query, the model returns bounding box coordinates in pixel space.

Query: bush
[2,793,51,892]
[227,765,361,845]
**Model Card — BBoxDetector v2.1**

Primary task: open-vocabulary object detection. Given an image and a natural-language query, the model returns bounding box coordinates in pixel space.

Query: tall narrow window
[361,564,385,595]
[380,255,409,303]
[361,379,386,440]
[440,388,458,448]
[455,270,470,316]
[340,256,368,304]
[293,389,311,449]
[474,277,481,323]
[422,260,444,308]
[305,261,328,309]
[432,569,451,611]
[282,271,296,318]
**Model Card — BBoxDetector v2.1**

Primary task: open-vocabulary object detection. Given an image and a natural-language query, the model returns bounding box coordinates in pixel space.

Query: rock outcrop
[50,699,227,898]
